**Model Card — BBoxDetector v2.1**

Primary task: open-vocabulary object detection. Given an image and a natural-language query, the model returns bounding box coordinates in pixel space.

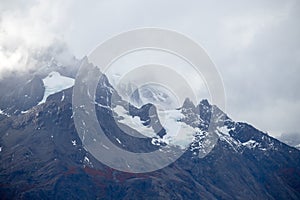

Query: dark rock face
[128,103,166,138]
[0,75,44,115]
[0,66,300,200]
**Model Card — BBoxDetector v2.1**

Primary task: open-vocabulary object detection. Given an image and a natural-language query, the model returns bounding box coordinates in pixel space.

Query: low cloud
[278,132,300,147]
[0,0,72,78]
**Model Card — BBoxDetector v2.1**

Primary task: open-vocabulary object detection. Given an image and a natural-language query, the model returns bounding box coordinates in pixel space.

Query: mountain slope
[0,64,300,199]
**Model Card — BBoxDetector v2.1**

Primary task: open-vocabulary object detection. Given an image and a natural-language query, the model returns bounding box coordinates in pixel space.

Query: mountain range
[0,58,300,199]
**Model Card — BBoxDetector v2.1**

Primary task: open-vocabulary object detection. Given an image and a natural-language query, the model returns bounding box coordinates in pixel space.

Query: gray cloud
[278,132,300,147]
[0,0,299,138]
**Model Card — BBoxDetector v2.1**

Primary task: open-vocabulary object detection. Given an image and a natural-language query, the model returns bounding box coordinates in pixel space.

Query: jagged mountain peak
[182,98,196,109]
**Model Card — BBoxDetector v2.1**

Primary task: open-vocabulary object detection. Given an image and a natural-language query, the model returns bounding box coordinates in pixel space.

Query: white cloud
[0,0,72,77]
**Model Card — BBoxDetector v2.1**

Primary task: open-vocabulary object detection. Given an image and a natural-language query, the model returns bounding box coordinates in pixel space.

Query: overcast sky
[0,0,299,137]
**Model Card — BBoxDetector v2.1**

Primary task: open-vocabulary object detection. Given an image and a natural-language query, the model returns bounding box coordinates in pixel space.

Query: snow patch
[71,140,77,146]
[215,126,241,151]
[84,156,90,163]
[113,105,157,138]
[243,140,259,149]
[83,156,93,167]
[113,106,200,149]
[217,126,231,136]
[39,71,74,104]
[116,138,122,144]
[157,109,201,149]
[0,109,10,117]
[61,92,65,101]
[21,110,29,114]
